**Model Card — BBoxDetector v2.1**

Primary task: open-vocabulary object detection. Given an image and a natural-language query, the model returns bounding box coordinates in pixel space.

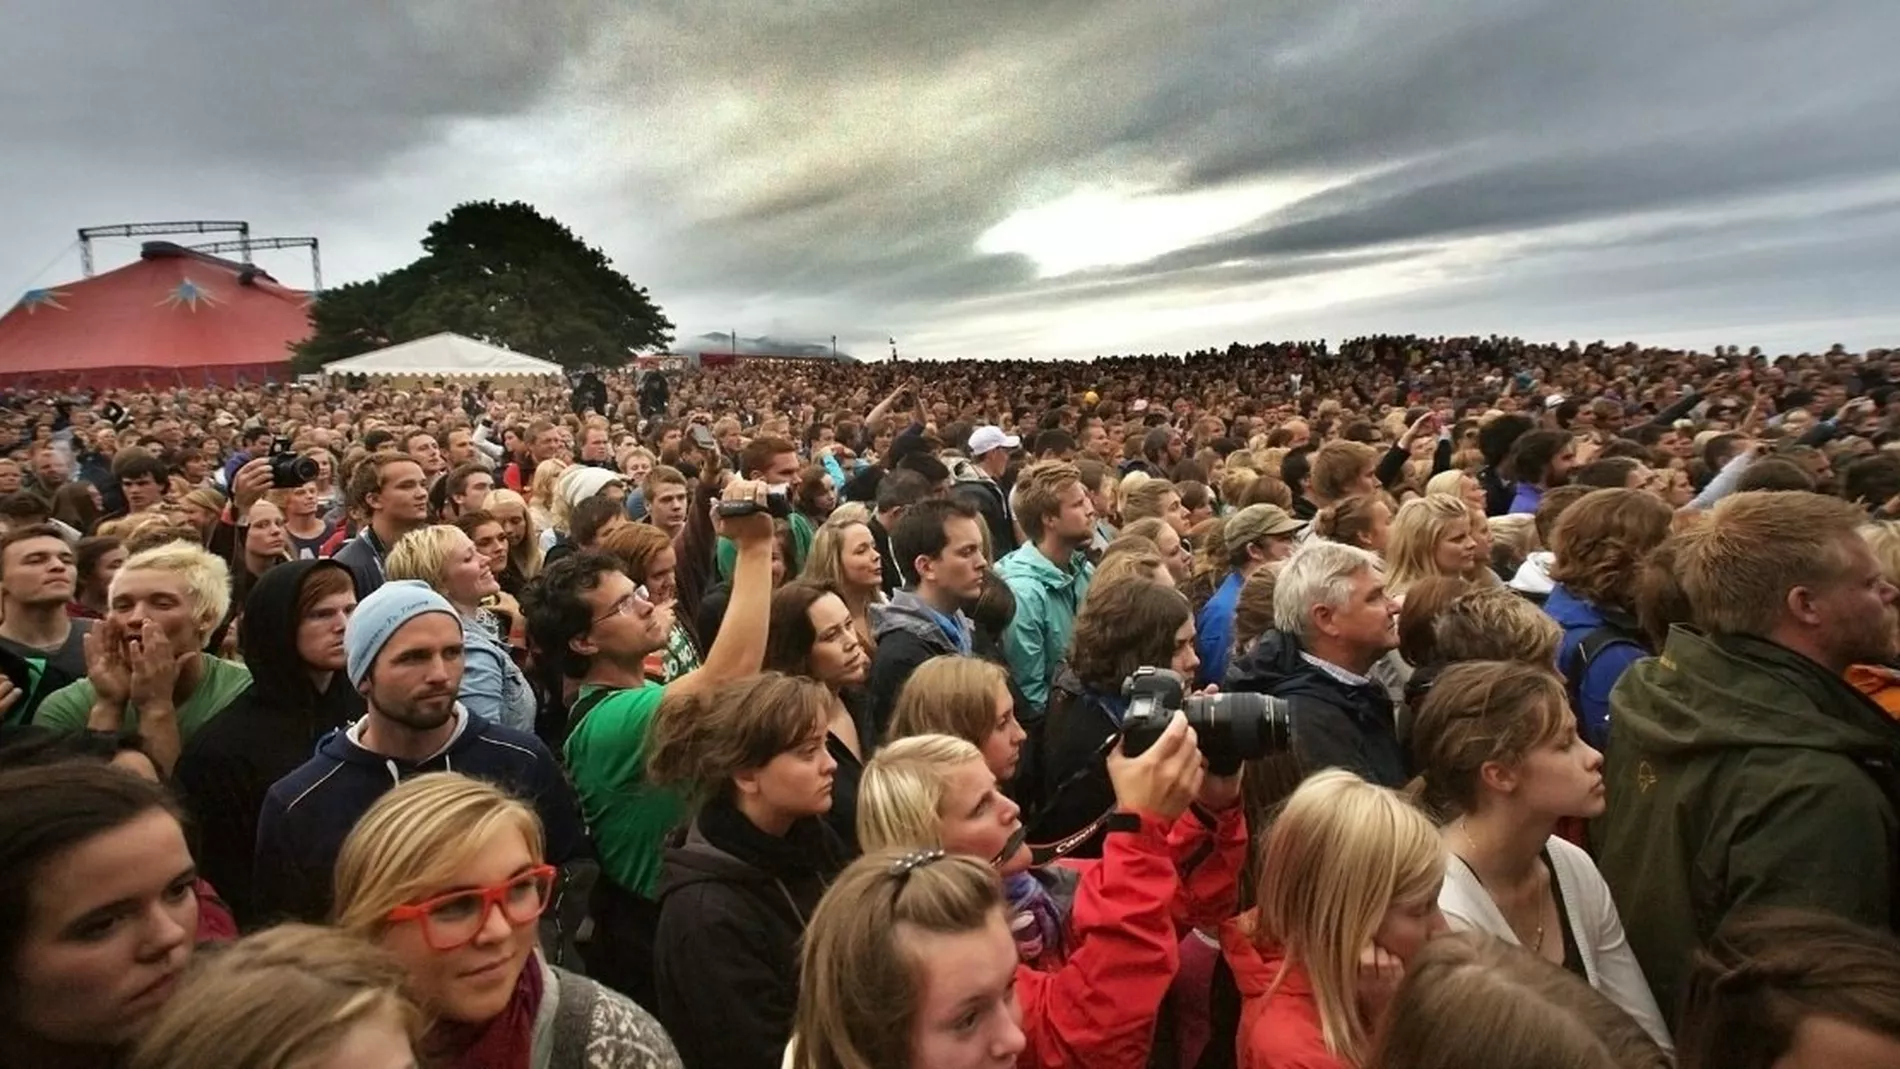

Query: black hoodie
[652,797,847,1069]
[172,560,364,926]
[1223,629,1407,787]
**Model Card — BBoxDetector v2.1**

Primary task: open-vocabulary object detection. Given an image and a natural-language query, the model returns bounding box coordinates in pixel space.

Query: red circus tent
[0,241,312,388]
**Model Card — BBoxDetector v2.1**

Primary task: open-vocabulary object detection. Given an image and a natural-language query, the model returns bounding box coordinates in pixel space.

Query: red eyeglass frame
[383,863,557,950]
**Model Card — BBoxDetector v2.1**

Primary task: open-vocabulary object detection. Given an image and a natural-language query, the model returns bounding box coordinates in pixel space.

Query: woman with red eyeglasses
[333,772,683,1069]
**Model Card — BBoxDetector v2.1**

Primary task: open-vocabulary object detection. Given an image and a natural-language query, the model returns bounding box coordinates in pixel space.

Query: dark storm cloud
[3,0,1897,354]
[1,0,619,171]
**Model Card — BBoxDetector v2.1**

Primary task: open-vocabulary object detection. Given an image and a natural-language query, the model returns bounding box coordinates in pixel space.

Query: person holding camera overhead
[857,725,1244,1069]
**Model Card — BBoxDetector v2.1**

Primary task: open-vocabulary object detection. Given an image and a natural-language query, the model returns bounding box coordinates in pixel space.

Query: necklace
[1456,819,1546,954]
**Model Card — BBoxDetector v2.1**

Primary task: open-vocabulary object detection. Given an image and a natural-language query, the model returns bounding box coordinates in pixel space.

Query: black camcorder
[1120,666,1291,775]
[268,437,319,488]
[714,486,793,519]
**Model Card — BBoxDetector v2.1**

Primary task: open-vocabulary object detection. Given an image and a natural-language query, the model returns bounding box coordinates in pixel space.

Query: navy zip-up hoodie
[252,706,590,924]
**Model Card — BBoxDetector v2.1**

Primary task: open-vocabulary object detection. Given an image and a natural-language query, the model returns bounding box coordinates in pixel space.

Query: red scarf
[424,952,545,1069]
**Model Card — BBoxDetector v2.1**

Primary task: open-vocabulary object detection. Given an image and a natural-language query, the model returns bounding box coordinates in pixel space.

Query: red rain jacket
[1015,805,1246,1069]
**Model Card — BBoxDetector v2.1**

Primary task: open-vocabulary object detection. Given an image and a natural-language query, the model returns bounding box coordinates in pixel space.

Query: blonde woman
[1222,768,1447,1069]
[1424,469,1487,513]
[801,513,886,657]
[790,850,1026,1069]
[527,458,570,532]
[333,773,680,1069]
[1382,494,1477,600]
[885,655,1026,783]
[857,730,1245,1069]
[483,488,543,592]
[131,924,423,1069]
[270,482,336,560]
[386,526,536,735]
[1119,516,1192,584]
[1849,520,1900,715]
[178,487,227,544]
[1411,661,1671,1051]
[1461,503,1504,587]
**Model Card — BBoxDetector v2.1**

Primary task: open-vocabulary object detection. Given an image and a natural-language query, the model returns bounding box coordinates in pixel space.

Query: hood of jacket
[995,543,1089,595]
[872,590,968,651]
[1225,629,1385,712]
[1617,627,1900,761]
[656,821,773,900]
[314,704,489,778]
[241,560,356,713]
[1542,584,1606,631]
[946,454,996,488]
[655,800,846,904]
[1510,550,1554,596]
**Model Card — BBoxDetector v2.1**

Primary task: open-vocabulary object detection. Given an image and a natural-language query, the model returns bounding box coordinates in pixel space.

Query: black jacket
[252,708,590,924]
[1024,666,1119,858]
[950,468,1017,556]
[330,527,392,601]
[652,799,847,1069]
[1224,630,1407,787]
[864,591,971,738]
[867,516,905,595]
[172,560,364,926]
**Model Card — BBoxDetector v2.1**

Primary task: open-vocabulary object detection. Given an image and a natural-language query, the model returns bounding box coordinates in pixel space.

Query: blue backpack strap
[1563,613,1648,718]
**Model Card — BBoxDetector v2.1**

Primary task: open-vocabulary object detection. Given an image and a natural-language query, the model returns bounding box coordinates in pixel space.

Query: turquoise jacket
[995,543,1093,715]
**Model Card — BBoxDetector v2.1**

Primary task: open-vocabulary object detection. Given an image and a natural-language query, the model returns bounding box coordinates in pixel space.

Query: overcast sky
[4,0,1898,361]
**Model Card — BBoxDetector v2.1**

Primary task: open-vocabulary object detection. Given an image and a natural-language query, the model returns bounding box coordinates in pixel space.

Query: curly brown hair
[1066,577,1192,693]
[1547,488,1674,611]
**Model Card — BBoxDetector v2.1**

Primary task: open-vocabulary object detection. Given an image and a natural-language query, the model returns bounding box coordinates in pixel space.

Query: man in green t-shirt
[525,477,777,1004]
[34,540,253,776]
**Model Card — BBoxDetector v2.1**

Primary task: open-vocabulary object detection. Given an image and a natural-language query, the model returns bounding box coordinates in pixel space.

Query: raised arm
[668,479,775,698]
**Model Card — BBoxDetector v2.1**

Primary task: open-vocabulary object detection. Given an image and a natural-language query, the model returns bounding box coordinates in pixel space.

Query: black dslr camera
[1120,667,1291,775]
[268,437,319,488]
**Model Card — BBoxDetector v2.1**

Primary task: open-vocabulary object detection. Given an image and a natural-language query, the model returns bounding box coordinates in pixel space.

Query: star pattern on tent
[17,288,69,313]
[160,278,219,311]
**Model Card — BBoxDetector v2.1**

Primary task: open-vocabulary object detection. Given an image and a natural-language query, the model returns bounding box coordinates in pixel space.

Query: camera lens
[271,454,320,488]
[1181,692,1292,773]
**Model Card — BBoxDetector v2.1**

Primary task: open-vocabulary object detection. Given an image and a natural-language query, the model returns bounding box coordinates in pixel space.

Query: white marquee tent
[322,333,564,383]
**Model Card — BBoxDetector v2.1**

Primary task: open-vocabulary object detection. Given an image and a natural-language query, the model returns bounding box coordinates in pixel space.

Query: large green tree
[293,201,673,372]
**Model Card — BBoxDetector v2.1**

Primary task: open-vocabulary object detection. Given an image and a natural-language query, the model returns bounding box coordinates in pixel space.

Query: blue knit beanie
[345,580,457,687]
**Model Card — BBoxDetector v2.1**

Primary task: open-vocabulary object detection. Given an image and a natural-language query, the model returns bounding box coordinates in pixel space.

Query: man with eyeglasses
[252,580,590,933]
[524,477,778,1006]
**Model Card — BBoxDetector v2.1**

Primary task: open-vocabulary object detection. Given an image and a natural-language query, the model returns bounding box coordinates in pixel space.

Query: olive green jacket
[1594,627,1900,1022]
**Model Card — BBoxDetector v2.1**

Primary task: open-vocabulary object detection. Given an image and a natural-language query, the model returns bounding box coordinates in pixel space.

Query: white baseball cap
[967,425,1021,457]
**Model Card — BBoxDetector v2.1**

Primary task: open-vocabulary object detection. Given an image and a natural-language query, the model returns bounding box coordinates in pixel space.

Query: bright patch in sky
[975,176,1337,278]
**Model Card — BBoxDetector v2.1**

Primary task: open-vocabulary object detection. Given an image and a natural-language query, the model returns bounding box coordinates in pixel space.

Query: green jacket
[994,543,1093,715]
[1594,627,1900,1022]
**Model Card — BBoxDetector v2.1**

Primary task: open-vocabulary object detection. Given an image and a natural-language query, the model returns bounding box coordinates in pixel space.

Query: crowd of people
[1,331,1899,1069]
